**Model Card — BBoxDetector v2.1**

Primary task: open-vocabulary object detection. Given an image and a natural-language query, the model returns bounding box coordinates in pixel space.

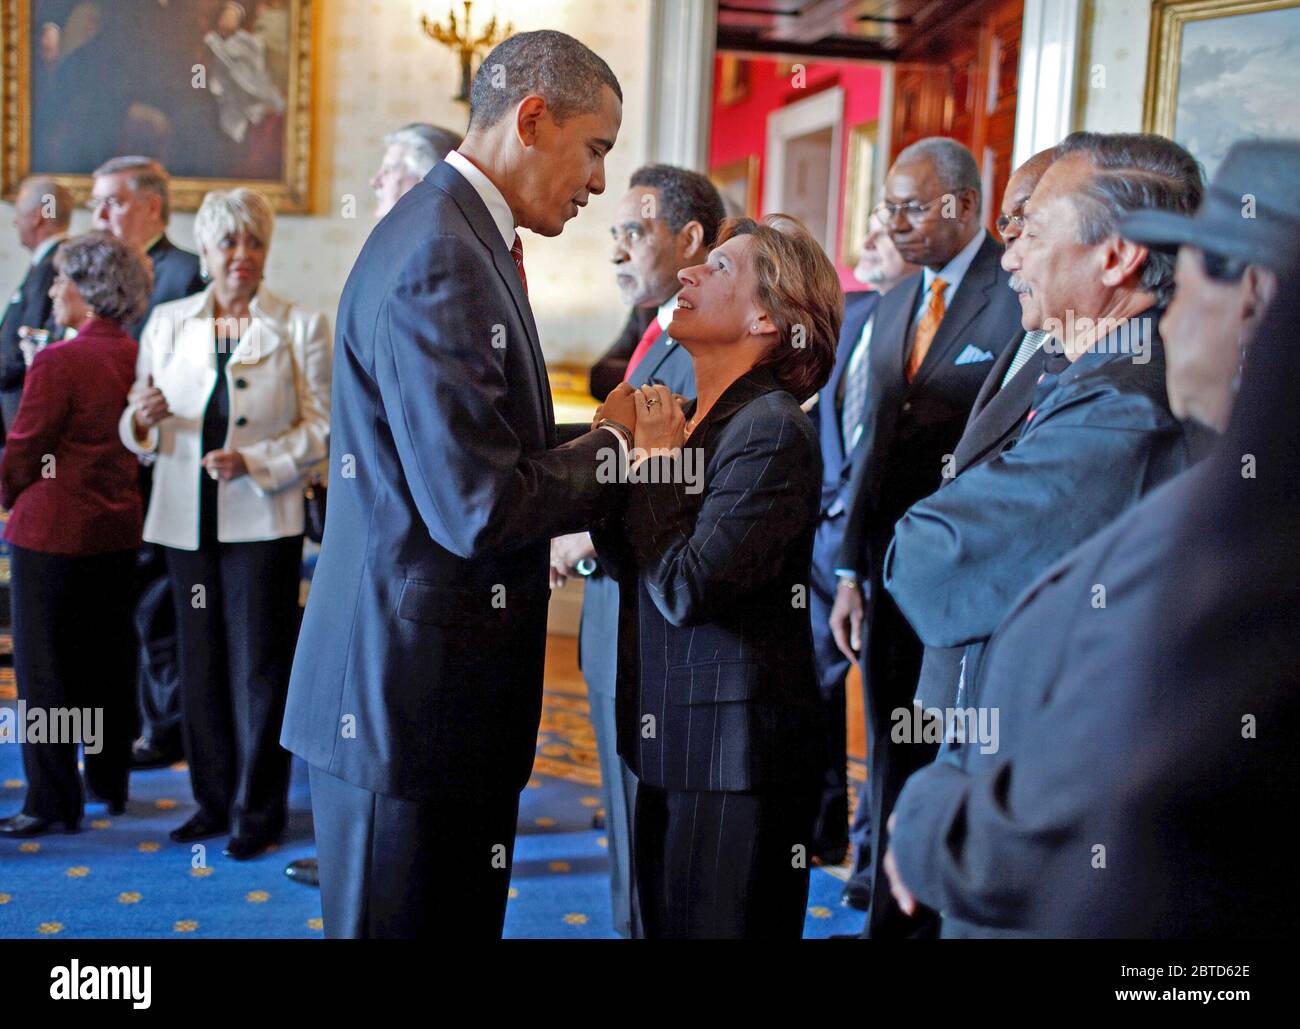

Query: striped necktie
[840,314,874,450]
[510,233,528,296]
[1000,329,1049,389]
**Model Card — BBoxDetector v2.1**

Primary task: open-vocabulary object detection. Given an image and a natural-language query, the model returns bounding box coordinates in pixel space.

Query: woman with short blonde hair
[120,187,331,860]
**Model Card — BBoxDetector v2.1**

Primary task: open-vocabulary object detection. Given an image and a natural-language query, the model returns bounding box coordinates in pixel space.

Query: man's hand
[830,577,865,662]
[550,532,596,589]
[594,382,638,434]
[201,448,248,481]
[883,813,917,916]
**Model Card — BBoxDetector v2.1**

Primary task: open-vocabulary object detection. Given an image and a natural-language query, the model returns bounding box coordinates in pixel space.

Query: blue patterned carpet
[0,689,867,939]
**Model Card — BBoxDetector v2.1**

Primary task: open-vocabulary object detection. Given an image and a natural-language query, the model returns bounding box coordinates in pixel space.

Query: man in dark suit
[0,177,71,434]
[900,148,1055,715]
[826,137,1023,937]
[89,156,207,771]
[883,137,1300,939]
[550,164,724,938]
[806,217,918,894]
[90,157,205,341]
[884,133,1207,727]
[281,30,633,939]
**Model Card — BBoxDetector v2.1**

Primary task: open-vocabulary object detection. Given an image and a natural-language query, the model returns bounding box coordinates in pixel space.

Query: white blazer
[119,285,332,550]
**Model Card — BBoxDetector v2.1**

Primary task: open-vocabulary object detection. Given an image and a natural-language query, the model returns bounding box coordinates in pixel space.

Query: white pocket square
[954,345,995,365]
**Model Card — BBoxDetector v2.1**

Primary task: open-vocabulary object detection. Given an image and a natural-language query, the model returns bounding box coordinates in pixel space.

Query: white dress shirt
[444,150,516,247]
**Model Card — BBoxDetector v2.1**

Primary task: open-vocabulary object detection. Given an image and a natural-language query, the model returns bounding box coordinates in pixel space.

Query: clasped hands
[128,375,248,482]
[592,381,688,454]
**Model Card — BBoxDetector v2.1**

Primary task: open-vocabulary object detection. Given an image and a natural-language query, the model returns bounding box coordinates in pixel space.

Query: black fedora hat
[1119,138,1300,270]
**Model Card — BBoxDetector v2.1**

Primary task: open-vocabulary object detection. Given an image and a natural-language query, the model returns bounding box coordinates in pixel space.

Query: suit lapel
[953,345,1045,473]
[911,235,1002,389]
[631,327,675,386]
[430,162,556,439]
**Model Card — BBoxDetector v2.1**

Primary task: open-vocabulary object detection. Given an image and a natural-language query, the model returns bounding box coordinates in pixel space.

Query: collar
[31,232,67,265]
[656,291,680,333]
[1050,307,1164,383]
[924,227,986,292]
[684,364,785,438]
[444,150,516,248]
[144,234,167,256]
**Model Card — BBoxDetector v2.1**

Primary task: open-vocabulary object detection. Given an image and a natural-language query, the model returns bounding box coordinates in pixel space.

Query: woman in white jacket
[121,188,331,859]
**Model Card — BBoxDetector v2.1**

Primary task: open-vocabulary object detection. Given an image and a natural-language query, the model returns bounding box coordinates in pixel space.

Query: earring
[750,323,758,333]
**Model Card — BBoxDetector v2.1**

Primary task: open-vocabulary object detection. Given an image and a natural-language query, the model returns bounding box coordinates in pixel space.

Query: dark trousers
[308,764,521,939]
[809,512,854,858]
[164,535,300,837]
[133,544,181,750]
[8,544,136,823]
[634,781,817,939]
[589,689,641,938]
[863,586,940,938]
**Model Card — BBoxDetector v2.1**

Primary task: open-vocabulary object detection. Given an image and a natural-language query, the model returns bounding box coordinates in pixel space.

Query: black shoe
[591,810,606,831]
[169,812,229,843]
[0,813,78,837]
[106,800,126,817]
[285,858,320,887]
[130,738,182,770]
[840,878,872,911]
[224,831,277,861]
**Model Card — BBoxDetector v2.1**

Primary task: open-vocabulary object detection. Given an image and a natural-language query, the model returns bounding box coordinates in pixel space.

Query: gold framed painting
[840,120,878,266]
[1,0,315,212]
[1144,0,1300,177]
[709,154,760,220]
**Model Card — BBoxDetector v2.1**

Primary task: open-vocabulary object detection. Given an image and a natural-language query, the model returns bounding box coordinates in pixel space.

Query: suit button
[902,401,912,412]
[235,416,248,427]
[234,378,248,388]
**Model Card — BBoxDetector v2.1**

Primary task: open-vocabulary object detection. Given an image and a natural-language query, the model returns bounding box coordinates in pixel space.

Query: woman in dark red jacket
[0,231,150,837]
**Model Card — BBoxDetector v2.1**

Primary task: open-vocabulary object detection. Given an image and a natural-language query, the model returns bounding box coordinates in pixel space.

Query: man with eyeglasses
[827,136,1023,938]
[90,156,205,341]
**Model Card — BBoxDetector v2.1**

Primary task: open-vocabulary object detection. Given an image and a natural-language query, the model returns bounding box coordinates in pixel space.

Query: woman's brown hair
[716,213,843,402]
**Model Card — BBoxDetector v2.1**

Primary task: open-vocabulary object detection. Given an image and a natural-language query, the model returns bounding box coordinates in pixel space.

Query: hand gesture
[594,382,638,434]
[632,383,685,454]
[201,448,248,481]
[130,375,172,431]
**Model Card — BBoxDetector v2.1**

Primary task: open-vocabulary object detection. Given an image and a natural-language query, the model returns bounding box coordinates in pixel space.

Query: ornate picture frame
[840,120,878,267]
[1144,0,1300,177]
[1,0,315,212]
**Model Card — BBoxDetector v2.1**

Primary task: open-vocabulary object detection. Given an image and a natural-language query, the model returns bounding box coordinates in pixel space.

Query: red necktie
[510,233,528,296]
[624,319,662,382]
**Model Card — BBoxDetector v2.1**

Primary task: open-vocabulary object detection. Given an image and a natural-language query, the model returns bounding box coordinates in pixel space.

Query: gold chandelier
[420,1,515,105]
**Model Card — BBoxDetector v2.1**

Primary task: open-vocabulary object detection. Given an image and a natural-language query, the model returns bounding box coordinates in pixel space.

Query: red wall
[709,56,884,290]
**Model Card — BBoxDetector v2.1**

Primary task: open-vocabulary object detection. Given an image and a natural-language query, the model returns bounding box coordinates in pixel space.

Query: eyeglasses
[87,195,129,213]
[995,213,1025,241]
[872,196,946,225]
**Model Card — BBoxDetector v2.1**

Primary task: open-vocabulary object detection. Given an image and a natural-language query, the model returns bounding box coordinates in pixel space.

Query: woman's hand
[201,448,248,481]
[632,383,685,454]
[130,375,172,433]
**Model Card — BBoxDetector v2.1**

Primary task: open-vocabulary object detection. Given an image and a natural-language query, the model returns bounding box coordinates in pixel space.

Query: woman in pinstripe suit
[594,215,843,938]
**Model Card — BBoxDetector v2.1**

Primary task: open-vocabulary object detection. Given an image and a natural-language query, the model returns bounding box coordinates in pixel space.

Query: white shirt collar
[444,149,516,248]
[31,232,67,265]
[656,291,680,333]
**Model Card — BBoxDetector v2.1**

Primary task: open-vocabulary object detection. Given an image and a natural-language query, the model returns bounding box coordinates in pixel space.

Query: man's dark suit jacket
[579,320,695,698]
[0,240,63,422]
[595,367,824,793]
[884,315,1209,711]
[815,290,879,519]
[129,236,205,339]
[281,159,615,801]
[589,306,656,400]
[907,329,1046,708]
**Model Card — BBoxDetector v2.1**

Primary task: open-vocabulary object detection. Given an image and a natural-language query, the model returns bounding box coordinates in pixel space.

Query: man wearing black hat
[881,138,1300,937]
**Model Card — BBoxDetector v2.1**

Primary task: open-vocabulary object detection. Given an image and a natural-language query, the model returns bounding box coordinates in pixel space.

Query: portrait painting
[2,0,314,211]
[1144,0,1300,178]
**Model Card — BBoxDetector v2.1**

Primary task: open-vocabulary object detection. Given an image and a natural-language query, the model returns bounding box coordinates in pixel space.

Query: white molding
[644,0,718,170]
[763,86,845,255]
[1014,0,1084,167]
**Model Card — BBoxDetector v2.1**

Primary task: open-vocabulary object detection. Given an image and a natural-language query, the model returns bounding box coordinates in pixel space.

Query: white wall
[1075,0,1153,133]
[1,0,653,365]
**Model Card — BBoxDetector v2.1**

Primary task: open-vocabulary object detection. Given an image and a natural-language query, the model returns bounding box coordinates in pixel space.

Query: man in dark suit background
[550,164,723,938]
[281,30,635,939]
[0,177,71,434]
[884,133,1206,725]
[806,215,918,898]
[90,157,205,341]
[826,137,1023,938]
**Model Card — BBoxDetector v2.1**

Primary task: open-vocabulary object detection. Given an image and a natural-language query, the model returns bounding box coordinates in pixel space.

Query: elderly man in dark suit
[281,30,634,940]
[884,133,1207,734]
[826,137,1023,936]
[0,177,71,435]
[806,216,918,894]
[881,138,1300,938]
[550,163,724,939]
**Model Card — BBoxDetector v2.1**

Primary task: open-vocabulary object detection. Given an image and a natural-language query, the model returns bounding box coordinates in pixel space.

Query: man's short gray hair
[386,123,462,179]
[194,187,275,255]
[16,175,73,229]
[53,231,153,325]
[1055,132,1204,306]
[894,137,982,202]
[93,155,173,224]
[468,30,621,132]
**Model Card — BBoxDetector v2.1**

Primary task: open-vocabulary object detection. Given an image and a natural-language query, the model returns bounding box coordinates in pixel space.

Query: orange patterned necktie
[511,233,528,296]
[906,277,947,382]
